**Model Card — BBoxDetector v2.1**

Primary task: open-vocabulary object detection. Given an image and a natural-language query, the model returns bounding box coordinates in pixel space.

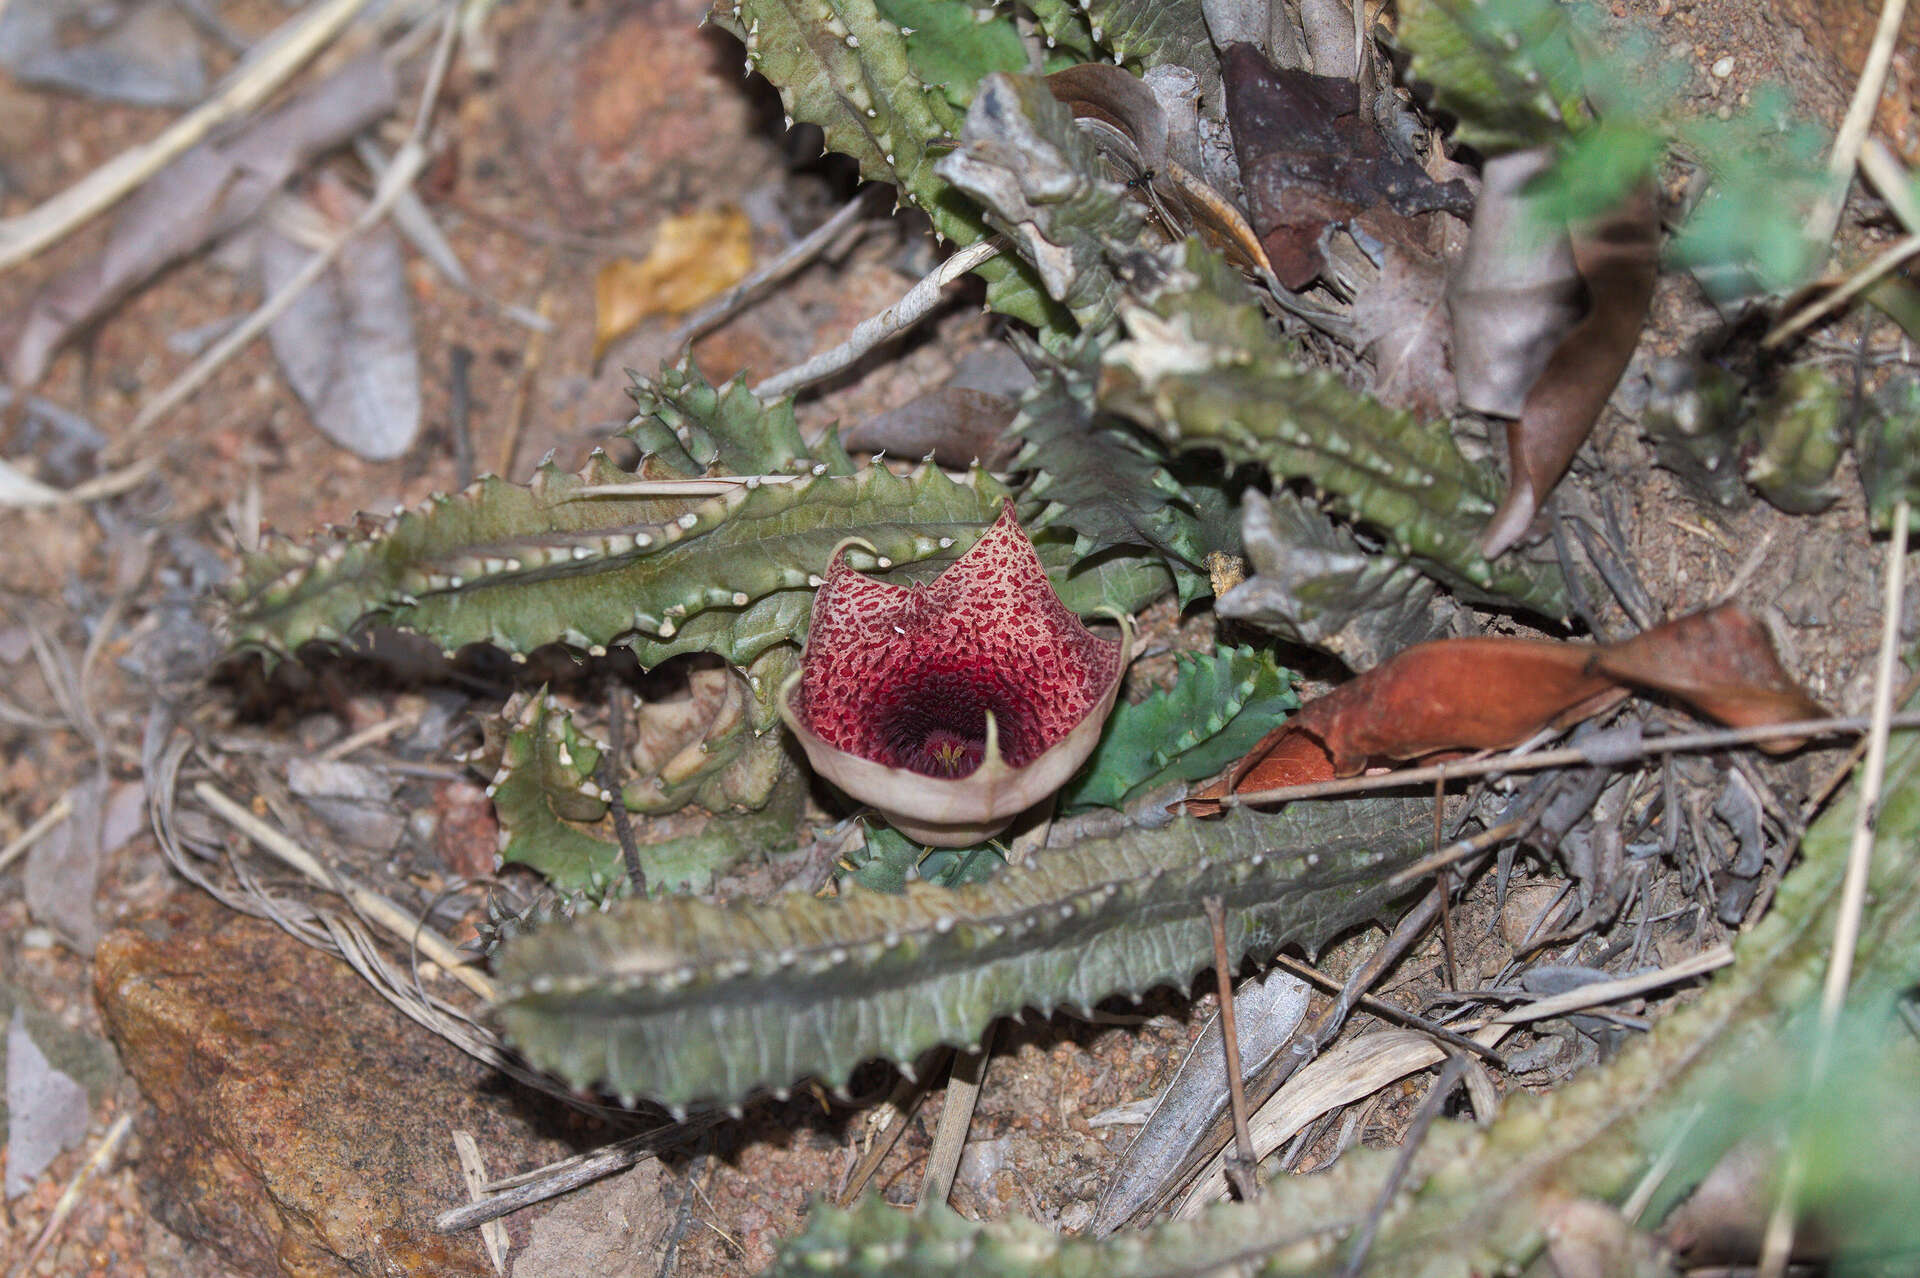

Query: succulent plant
[212,6,1876,1273]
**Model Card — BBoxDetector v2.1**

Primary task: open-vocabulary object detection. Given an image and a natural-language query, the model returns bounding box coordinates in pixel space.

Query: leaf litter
[2,0,1916,1272]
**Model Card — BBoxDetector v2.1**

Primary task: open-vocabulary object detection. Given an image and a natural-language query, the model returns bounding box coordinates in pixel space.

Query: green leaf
[496,799,1435,1106]
[1105,242,1570,615]
[620,363,833,478]
[1396,0,1590,154]
[1012,353,1216,590]
[226,457,1009,666]
[847,821,1007,893]
[873,0,1028,111]
[1059,645,1298,811]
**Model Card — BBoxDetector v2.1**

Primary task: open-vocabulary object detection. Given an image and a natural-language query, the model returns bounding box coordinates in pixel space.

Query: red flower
[780,504,1131,846]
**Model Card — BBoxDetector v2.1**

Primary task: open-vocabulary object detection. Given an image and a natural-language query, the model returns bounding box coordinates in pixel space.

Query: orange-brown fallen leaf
[1191,603,1823,808]
[593,207,753,361]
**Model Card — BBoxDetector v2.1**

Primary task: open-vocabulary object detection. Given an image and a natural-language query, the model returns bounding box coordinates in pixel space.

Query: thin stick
[752,240,1002,399]
[1467,943,1732,1027]
[1861,140,1920,232]
[1432,777,1459,990]
[1223,713,1920,808]
[0,793,73,876]
[1766,232,1920,348]
[919,1022,997,1209]
[316,711,418,762]
[436,1130,671,1232]
[0,0,374,274]
[1817,499,1909,1031]
[410,0,463,140]
[836,1060,941,1206]
[665,189,876,351]
[1385,819,1524,888]
[7,1112,136,1278]
[656,1144,707,1278]
[1264,954,1508,1068]
[568,467,990,498]
[600,691,646,897]
[1759,499,1910,1278]
[1805,671,1920,817]
[195,780,496,1000]
[495,281,556,479]
[1800,0,1911,251]
[1205,896,1260,1200]
[0,455,159,510]
[111,139,430,454]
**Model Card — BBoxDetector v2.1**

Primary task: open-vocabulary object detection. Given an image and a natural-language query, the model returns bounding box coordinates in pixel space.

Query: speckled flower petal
[780,504,1130,845]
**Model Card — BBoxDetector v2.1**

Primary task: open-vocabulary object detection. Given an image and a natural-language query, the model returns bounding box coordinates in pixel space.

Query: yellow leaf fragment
[593,207,753,359]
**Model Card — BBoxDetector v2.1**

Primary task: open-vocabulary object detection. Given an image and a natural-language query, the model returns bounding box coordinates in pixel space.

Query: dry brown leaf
[1221,42,1471,289]
[5,54,395,388]
[1478,185,1660,557]
[1193,603,1822,806]
[1353,240,1458,417]
[593,207,752,361]
[1447,148,1584,419]
[257,179,421,461]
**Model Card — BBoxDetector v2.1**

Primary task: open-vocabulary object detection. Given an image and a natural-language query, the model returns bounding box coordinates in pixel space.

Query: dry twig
[0,0,374,273]
[1205,896,1261,1201]
[752,240,1003,399]
[6,1113,136,1278]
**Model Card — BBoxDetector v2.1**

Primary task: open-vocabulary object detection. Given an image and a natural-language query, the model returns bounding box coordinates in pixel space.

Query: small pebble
[20,926,56,950]
[1711,55,1734,78]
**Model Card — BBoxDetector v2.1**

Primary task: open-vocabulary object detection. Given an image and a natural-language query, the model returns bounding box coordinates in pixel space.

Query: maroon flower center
[873,662,1043,777]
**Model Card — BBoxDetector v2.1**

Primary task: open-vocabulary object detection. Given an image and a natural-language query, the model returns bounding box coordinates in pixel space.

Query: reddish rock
[433,779,501,881]
[94,895,565,1277]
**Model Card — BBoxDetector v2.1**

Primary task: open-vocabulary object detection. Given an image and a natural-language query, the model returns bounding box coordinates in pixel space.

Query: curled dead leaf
[1478,184,1660,557]
[1194,603,1823,806]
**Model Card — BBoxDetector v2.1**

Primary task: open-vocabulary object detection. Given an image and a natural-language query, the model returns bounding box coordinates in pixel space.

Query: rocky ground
[1,0,1916,1275]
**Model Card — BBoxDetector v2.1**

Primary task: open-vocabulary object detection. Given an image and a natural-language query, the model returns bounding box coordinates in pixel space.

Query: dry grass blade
[1175,1024,1513,1218]
[0,793,74,877]
[1757,499,1912,1277]
[835,1061,940,1207]
[451,1131,508,1275]
[0,455,158,510]
[0,0,374,274]
[919,1024,997,1209]
[193,780,494,1000]
[435,1127,695,1233]
[1799,0,1911,251]
[5,1112,135,1278]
